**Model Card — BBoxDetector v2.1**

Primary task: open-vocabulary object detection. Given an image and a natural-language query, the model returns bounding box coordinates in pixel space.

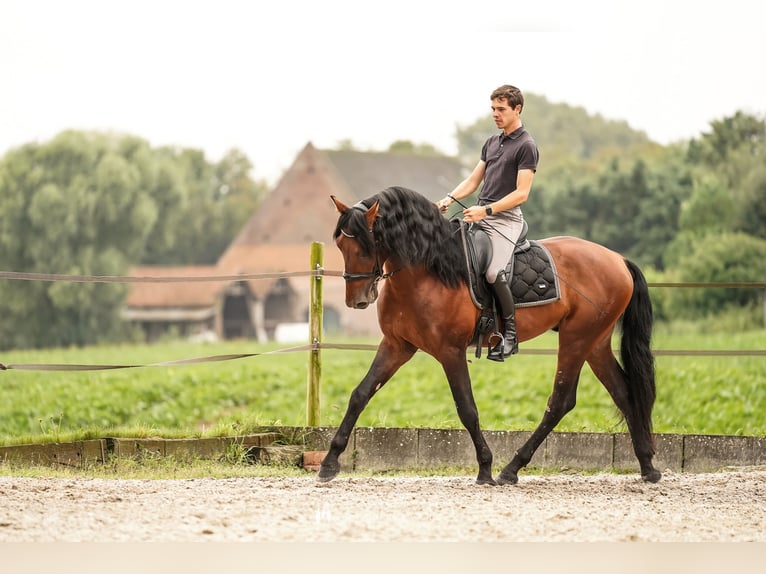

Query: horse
[319,186,660,486]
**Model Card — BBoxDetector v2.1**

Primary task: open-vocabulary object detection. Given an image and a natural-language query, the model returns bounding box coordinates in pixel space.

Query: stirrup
[487,332,505,363]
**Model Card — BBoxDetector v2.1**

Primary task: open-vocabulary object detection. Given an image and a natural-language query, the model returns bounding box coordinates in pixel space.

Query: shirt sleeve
[517,140,539,171]
[480,139,490,163]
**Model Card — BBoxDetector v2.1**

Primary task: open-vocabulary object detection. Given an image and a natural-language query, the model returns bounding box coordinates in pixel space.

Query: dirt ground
[1,468,764,542]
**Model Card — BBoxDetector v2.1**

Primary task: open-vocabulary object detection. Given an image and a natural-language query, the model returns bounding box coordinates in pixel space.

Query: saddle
[457,219,560,358]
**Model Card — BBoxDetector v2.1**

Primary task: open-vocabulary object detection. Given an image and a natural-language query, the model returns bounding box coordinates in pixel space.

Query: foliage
[1,333,764,446]
[386,140,444,156]
[662,233,766,318]
[0,132,157,349]
[685,111,766,242]
[140,147,268,265]
[0,132,267,349]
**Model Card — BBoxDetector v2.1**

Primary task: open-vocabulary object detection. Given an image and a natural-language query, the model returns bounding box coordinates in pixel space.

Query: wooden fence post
[306,242,324,426]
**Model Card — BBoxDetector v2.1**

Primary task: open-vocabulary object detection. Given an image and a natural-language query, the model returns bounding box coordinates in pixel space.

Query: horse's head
[331,195,382,309]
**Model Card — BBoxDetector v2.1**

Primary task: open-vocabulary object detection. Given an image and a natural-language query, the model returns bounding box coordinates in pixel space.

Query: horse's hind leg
[587,342,661,482]
[317,339,416,483]
[496,355,585,485]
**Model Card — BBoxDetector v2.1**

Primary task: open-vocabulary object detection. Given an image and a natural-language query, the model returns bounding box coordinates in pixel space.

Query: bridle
[339,224,399,284]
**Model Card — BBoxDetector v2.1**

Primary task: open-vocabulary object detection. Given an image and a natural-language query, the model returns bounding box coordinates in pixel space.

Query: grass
[0,456,570,480]
[0,455,312,480]
[0,329,764,448]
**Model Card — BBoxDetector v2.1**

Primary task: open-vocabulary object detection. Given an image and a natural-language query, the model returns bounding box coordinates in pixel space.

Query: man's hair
[491,84,524,111]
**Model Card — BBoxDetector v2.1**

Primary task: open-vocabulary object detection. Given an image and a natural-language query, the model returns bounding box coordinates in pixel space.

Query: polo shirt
[478,126,539,204]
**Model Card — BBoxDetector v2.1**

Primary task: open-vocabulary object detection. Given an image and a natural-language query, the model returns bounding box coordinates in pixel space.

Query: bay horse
[319,186,660,485]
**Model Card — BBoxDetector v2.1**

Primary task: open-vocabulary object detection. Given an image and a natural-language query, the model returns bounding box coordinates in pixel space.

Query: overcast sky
[2,0,765,184]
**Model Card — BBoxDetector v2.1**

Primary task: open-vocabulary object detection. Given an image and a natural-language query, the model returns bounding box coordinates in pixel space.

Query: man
[438,84,539,361]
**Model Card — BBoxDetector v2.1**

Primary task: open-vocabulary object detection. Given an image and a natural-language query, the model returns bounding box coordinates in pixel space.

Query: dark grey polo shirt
[478,126,539,204]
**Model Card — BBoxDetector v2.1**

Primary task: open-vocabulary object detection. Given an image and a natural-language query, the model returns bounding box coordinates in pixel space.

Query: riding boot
[487,270,519,362]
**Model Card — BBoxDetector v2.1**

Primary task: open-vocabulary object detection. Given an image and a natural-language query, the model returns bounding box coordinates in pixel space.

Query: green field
[1,329,764,446]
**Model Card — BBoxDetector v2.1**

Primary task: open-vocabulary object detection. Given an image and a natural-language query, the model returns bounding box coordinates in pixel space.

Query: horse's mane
[333,186,468,288]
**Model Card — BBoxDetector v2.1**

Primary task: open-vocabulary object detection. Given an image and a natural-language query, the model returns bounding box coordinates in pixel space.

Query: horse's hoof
[316,461,340,483]
[642,469,662,483]
[495,471,519,486]
[476,476,497,486]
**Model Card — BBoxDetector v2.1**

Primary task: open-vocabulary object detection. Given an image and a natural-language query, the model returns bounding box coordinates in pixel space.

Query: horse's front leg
[441,349,496,486]
[317,338,415,482]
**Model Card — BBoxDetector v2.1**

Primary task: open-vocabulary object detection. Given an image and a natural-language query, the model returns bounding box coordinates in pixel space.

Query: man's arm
[437,160,485,211]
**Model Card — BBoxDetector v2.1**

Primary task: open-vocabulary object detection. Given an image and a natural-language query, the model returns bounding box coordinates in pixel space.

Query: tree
[141,147,268,265]
[0,131,267,349]
[687,111,765,168]
[685,111,766,241]
[387,140,444,156]
[666,232,766,319]
[0,131,160,348]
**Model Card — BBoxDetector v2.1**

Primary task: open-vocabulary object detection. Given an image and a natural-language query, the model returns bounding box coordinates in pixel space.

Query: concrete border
[295,427,763,474]
[1,428,764,474]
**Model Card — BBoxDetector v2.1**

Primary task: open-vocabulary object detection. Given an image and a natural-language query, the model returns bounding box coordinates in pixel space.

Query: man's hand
[462,205,488,223]
[436,196,453,213]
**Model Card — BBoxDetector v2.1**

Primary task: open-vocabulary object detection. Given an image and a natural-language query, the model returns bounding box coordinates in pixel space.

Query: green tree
[0,131,160,348]
[0,131,267,349]
[387,140,444,156]
[162,148,268,264]
[666,232,766,319]
[685,111,766,240]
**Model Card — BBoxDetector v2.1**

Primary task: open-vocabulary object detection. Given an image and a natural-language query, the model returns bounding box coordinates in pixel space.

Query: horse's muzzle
[346,283,378,309]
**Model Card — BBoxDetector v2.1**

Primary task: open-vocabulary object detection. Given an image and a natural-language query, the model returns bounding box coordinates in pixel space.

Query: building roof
[323,148,463,203]
[125,265,222,308]
[229,142,465,246]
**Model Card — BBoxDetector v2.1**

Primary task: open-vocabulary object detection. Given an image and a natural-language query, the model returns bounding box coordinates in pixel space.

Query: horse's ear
[330,195,350,213]
[365,201,379,231]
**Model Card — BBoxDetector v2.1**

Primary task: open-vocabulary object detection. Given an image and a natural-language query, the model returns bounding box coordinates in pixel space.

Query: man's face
[491,97,521,133]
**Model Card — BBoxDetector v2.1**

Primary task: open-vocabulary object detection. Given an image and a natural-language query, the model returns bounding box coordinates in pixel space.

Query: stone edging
[1,427,764,474]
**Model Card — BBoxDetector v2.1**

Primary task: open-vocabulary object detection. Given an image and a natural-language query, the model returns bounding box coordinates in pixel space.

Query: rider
[438,84,539,361]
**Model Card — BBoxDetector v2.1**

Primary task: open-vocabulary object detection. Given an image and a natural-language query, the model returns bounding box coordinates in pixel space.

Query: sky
[2,0,765,185]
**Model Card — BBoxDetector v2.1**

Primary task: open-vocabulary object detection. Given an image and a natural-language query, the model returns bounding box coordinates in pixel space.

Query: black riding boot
[487,270,519,362]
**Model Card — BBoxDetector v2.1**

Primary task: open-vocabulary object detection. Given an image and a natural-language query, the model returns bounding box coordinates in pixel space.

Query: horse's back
[540,236,630,273]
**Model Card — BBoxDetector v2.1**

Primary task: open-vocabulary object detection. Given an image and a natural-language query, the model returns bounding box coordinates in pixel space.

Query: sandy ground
[1,468,765,543]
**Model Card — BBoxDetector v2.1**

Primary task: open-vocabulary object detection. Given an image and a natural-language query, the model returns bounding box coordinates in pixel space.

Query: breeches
[479,212,525,284]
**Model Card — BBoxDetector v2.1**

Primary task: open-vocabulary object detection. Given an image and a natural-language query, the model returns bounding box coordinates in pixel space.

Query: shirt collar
[500,125,526,141]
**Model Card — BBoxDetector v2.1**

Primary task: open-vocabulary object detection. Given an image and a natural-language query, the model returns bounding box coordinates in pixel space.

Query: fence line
[2,342,765,373]
[1,265,764,374]
[0,268,764,288]
[649,281,766,288]
[0,269,343,283]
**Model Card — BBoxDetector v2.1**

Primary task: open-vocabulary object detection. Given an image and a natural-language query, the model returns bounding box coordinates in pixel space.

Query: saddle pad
[511,241,560,307]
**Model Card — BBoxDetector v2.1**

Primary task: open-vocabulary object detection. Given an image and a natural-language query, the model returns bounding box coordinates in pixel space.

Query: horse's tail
[620,259,656,439]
